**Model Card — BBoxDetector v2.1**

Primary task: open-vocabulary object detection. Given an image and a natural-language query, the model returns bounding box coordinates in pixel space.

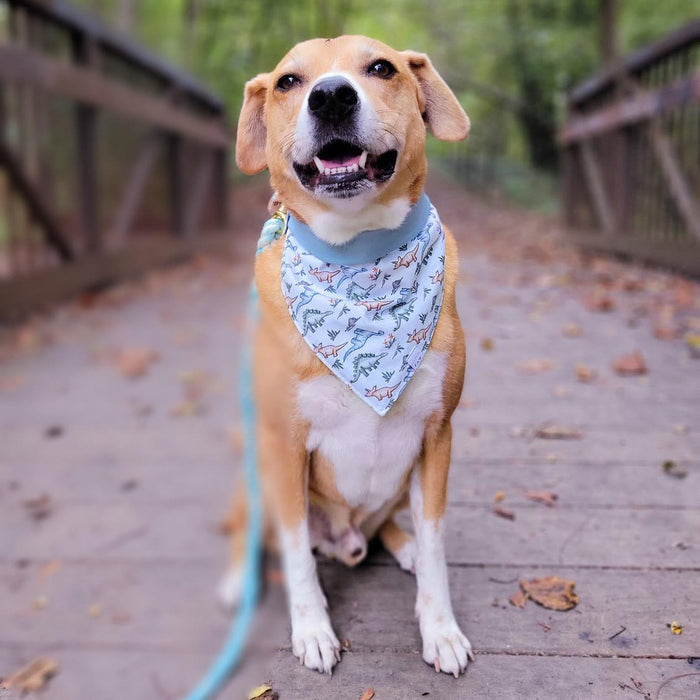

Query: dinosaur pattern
[280,202,446,416]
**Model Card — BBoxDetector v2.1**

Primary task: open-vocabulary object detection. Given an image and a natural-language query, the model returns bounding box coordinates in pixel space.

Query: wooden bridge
[0,0,230,319]
[1,5,699,699]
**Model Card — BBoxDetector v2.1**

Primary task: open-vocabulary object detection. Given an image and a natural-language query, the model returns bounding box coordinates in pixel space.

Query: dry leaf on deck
[613,351,647,376]
[112,348,159,379]
[575,364,597,383]
[535,424,582,440]
[668,620,683,635]
[359,689,376,700]
[480,337,494,351]
[662,460,688,479]
[509,589,528,608]
[520,576,579,611]
[525,490,558,507]
[584,289,615,312]
[492,506,515,521]
[493,490,506,503]
[562,323,582,338]
[516,358,553,374]
[248,684,278,699]
[0,657,59,692]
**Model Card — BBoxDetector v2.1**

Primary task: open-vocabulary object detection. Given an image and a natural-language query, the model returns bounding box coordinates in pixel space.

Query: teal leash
[182,210,285,700]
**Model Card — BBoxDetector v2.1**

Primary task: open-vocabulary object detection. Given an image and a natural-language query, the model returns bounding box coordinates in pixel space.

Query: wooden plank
[578,141,615,234]
[0,231,233,320]
[0,138,73,261]
[0,562,698,657]
[566,229,700,276]
[647,121,700,242]
[72,34,100,255]
[111,132,163,245]
[0,499,697,568]
[560,70,700,144]
[0,44,230,147]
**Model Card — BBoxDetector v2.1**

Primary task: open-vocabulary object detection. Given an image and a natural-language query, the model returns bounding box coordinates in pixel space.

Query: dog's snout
[308,77,358,123]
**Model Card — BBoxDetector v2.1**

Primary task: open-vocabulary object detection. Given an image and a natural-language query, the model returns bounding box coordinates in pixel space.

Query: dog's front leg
[261,424,340,674]
[411,421,474,677]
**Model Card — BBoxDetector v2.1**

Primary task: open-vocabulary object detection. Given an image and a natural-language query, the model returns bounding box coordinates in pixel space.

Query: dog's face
[236,36,469,227]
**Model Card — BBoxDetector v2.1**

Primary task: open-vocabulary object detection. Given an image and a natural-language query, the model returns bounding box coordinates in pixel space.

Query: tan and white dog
[223,35,472,678]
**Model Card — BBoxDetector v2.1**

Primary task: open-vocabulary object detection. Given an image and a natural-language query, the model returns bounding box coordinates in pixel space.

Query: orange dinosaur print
[407,323,432,344]
[365,382,401,400]
[313,341,348,358]
[284,295,298,309]
[393,243,419,269]
[430,270,444,283]
[309,267,341,283]
[355,299,393,311]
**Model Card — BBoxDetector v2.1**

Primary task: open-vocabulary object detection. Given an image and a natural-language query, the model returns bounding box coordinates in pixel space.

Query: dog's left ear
[236,73,270,174]
[401,51,469,142]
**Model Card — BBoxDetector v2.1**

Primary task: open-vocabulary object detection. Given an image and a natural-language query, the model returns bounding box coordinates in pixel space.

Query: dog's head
[236,36,469,241]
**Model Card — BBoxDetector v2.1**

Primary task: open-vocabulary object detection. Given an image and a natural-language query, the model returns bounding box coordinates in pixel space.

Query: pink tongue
[320,154,361,169]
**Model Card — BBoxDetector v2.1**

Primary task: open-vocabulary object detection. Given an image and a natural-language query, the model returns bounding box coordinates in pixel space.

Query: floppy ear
[400,51,469,142]
[236,73,270,174]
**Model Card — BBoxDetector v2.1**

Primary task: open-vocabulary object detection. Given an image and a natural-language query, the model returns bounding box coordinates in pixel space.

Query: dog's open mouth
[293,139,398,194]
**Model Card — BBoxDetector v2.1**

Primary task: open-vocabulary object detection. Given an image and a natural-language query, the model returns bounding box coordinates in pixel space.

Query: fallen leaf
[38,560,63,581]
[359,689,376,700]
[520,576,579,611]
[525,490,558,507]
[23,494,52,521]
[88,604,102,618]
[584,288,615,312]
[538,621,551,632]
[0,657,59,692]
[613,351,647,376]
[535,424,582,440]
[492,506,515,521]
[653,306,677,340]
[509,590,528,608]
[669,620,683,635]
[248,684,277,699]
[112,348,159,379]
[575,364,597,383]
[32,596,49,611]
[493,490,506,503]
[516,358,553,374]
[686,334,700,359]
[562,323,582,338]
[480,337,494,351]
[663,460,688,479]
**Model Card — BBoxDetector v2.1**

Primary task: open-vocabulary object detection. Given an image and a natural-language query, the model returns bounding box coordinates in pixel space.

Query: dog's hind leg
[378,518,416,574]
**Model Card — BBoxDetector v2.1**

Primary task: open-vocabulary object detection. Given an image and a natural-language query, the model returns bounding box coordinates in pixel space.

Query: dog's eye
[367,60,396,79]
[276,74,301,92]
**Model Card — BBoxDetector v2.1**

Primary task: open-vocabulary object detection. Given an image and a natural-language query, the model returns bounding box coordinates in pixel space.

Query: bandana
[280,194,445,416]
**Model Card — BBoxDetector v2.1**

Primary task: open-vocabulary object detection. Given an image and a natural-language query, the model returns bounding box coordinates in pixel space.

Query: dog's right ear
[236,73,270,174]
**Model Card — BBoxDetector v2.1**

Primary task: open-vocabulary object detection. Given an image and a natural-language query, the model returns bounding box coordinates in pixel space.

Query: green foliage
[71,0,699,205]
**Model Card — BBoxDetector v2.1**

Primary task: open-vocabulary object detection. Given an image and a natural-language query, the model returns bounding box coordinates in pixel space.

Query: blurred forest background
[63,0,698,211]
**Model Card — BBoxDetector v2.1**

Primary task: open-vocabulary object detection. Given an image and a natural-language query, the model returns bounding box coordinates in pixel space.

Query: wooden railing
[0,0,231,318]
[560,20,700,275]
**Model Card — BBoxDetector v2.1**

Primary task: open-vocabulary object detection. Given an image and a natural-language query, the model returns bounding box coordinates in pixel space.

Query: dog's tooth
[313,156,324,173]
[349,164,358,172]
[324,168,332,175]
[358,151,368,169]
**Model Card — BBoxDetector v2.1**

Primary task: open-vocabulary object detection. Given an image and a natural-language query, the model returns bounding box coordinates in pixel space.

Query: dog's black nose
[308,77,358,123]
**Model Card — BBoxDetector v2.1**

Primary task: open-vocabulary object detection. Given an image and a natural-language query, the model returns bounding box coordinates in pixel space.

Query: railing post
[213,145,229,229]
[167,133,186,237]
[71,31,100,254]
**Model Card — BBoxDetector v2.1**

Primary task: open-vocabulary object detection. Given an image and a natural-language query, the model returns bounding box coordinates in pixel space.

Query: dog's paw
[292,616,341,674]
[217,566,243,611]
[392,537,417,574]
[420,617,474,678]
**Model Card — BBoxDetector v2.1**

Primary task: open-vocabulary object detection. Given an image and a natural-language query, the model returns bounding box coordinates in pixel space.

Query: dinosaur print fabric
[281,204,446,416]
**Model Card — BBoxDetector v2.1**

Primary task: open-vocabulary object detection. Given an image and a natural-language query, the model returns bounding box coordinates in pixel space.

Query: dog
[222,35,472,678]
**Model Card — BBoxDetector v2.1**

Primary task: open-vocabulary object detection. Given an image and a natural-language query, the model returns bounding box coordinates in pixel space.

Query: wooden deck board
[1,178,698,699]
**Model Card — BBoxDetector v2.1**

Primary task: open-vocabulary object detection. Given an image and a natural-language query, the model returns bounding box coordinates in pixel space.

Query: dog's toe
[292,621,341,674]
[421,618,472,677]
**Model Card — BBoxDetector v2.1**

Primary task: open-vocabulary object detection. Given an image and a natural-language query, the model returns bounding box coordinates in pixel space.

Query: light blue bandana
[280,194,445,416]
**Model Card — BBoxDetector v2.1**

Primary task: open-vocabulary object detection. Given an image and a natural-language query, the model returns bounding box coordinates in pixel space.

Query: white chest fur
[297,351,447,513]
